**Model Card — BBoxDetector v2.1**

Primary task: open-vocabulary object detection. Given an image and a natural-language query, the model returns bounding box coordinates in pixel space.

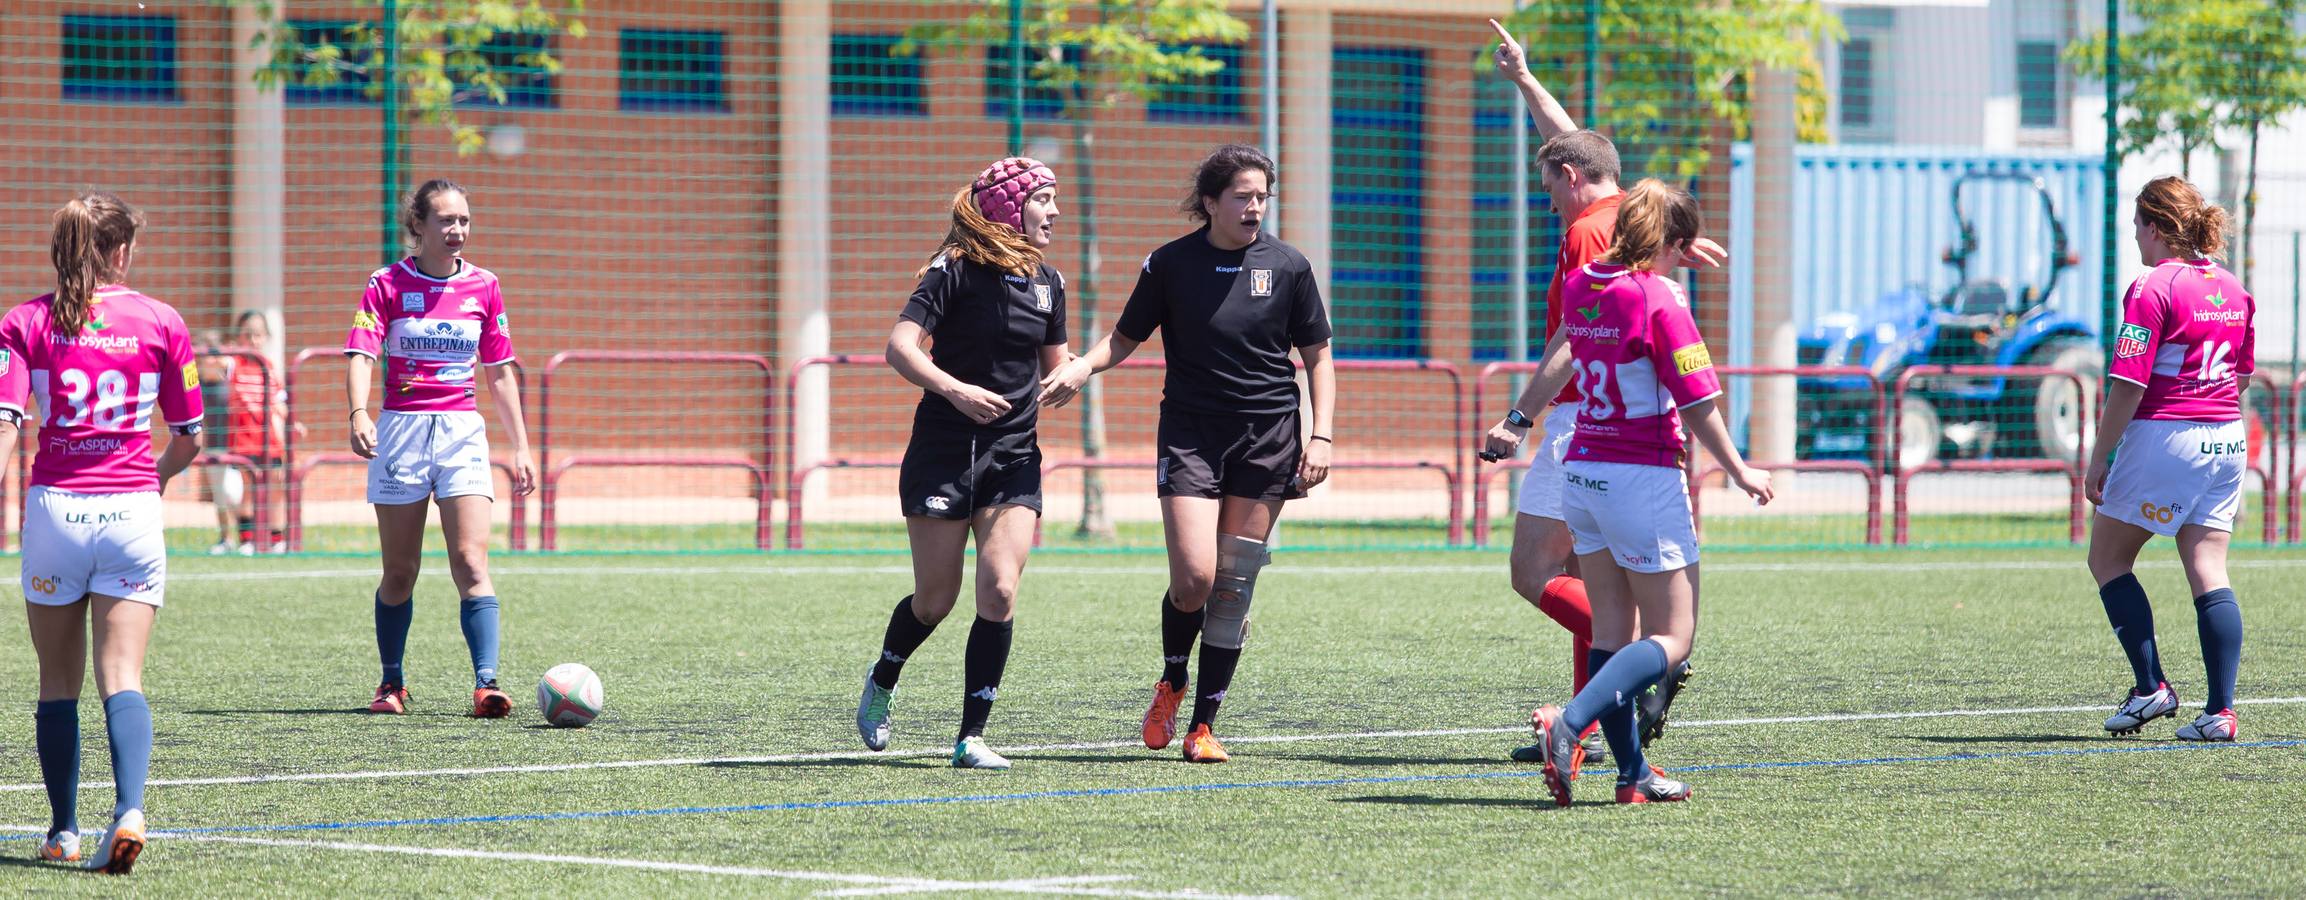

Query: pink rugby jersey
[1560,263,1723,468]
[0,288,203,493]
[2109,259,2254,422]
[344,258,516,413]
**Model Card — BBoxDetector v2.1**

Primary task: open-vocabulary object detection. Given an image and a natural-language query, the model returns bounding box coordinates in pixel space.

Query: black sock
[958,616,1014,739]
[1190,644,1242,728]
[1161,592,1202,689]
[870,596,939,690]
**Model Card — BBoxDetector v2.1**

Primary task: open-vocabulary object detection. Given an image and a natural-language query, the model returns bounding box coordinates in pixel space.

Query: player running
[1482,20,1723,762]
[855,157,1070,770]
[2087,177,2254,742]
[1040,144,1336,763]
[5,192,205,872]
[1528,180,1772,806]
[345,178,537,719]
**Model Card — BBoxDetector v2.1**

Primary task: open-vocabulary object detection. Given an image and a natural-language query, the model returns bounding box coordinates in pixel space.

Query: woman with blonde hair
[854,158,1070,769]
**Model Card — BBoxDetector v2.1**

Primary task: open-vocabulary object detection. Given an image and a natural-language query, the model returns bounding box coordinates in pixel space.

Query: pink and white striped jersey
[2109,259,2254,422]
[1561,263,1723,468]
[0,287,203,493]
[345,258,516,413]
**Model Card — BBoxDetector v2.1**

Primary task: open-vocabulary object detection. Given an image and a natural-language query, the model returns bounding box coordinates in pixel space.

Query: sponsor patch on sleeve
[2114,322,2152,359]
[182,361,200,390]
[352,310,381,333]
[1672,341,1713,376]
[495,312,510,333]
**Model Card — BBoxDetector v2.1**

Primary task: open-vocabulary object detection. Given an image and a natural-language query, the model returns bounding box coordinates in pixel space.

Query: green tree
[1496,0,1842,180]
[238,0,589,156]
[2070,0,2306,282]
[902,1,1251,538]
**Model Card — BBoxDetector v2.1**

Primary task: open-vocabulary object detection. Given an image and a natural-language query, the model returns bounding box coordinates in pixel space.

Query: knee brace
[1202,534,1270,650]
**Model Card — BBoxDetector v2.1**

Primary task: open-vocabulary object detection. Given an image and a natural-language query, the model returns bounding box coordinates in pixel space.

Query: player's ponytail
[49,191,143,338]
[921,184,1041,279]
[1602,179,1702,272]
[2135,176,2229,260]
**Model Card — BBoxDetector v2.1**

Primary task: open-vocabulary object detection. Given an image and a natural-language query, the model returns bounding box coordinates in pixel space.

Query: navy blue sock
[2194,588,2242,712]
[1581,647,1646,785]
[872,596,940,690]
[102,692,151,816]
[1561,639,1670,738]
[459,595,502,688]
[958,616,1014,739]
[34,699,79,838]
[2097,574,2164,693]
[375,593,413,686]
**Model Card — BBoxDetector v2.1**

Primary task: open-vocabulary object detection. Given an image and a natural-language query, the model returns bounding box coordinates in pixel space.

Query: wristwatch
[1504,408,1533,429]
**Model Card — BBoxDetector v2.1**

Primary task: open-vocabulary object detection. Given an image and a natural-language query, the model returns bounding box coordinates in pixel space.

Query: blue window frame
[1469,75,1561,361]
[621,29,727,112]
[1330,47,1426,360]
[62,15,179,102]
[1148,43,1244,124]
[830,34,924,117]
[455,31,556,109]
[284,21,374,105]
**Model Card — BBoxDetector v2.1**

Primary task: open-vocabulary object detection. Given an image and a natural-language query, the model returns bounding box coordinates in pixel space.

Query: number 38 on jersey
[33,367,161,430]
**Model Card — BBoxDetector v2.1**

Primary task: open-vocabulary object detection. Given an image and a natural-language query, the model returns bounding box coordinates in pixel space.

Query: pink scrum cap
[971,156,1057,231]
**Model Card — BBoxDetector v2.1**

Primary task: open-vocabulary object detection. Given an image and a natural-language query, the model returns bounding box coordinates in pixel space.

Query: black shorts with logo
[1155,409,1305,501]
[899,424,1043,520]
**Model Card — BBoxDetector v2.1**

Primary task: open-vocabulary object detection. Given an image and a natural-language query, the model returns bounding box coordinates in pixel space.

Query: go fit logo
[2138,501,2180,524]
[26,575,59,595]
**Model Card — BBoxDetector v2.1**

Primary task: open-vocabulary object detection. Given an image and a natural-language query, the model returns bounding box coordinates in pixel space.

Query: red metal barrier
[1690,367,1886,546]
[204,350,282,548]
[538,350,774,551]
[784,355,1467,548]
[1468,361,1538,548]
[1891,365,2089,545]
[284,347,531,551]
[2283,371,2303,542]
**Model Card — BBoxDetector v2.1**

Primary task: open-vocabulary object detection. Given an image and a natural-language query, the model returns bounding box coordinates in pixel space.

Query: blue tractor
[1796,172,2100,470]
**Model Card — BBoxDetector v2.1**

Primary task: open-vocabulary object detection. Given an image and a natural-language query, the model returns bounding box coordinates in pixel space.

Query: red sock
[1537,575,1595,693]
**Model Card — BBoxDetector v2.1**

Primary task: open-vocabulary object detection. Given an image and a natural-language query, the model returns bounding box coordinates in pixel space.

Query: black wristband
[1309,435,1333,444]
[1504,408,1533,429]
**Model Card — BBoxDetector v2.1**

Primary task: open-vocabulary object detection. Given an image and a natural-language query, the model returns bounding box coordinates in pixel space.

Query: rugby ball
[537,663,604,728]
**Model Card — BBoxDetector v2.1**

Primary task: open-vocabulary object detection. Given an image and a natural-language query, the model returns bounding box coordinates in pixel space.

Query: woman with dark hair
[854,157,1071,769]
[4,191,205,872]
[1041,144,1335,763]
[345,178,536,719]
[2088,175,2255,742]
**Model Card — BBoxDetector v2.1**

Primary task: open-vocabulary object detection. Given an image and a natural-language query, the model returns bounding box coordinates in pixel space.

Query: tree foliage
[898,0,1249,116]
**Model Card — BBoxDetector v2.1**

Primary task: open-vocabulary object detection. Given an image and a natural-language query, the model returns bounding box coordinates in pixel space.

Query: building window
[455,31,557,109]
[1469,77,1562,362]
[1148,43,1245,124]
[1837,8,1892,141]
[1839,36,1876,128]
[831,34,924,116]
[1331,47,1426,360]
[622,29,726,112]
[2016,40,2061,128]
[984,44,1068,120]
[62,15,179,102]
[284,21,374,105]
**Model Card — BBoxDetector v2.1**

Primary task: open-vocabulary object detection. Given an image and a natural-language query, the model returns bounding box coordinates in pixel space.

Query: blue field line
[0,737,2280,843]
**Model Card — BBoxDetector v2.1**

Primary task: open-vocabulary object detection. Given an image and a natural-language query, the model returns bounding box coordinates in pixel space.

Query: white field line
[107,556,2306,583]
[10,696,2305,796]
[165,835,1289,900]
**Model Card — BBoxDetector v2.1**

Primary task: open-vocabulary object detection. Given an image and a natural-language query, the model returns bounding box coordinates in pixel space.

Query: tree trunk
[1072,110,1114,538]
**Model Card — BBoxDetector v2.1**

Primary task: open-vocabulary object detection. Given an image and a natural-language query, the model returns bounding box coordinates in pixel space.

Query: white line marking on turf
[111,556,2306,584]
[11,696,2305,795]
[170,835,1288,899]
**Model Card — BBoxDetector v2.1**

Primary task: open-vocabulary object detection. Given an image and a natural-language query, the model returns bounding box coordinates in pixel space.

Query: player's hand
[1731,464,1774,505]
[1037,358,1092,409]
[291,420,309,442]
[510,449,538,497]
[349,411,377,459]
[2085,458,2110,506]
[1299,437,1332,490]
[942,382,1012,425]
[1681,237,1729,269]
[1488,19,1531,81]
[1481,417,1528,462]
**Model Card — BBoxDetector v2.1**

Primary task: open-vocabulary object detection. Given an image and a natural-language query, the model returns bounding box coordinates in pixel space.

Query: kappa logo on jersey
[1672,341,1713,376]
[1034,283,1053,312]
[1250,269,1274,297]
[353,310,382,333]
[2115,322,2153,359]
[460,297,484,314]
[401,292,427,312]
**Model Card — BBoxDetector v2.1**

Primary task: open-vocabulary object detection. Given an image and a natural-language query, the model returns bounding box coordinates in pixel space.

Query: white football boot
[2104,682,2179,736]
[2175,709,2237,742]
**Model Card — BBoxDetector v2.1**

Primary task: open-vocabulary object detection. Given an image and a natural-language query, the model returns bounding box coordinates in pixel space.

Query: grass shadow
[1334,794,1537,809]
[1275,753,1516,768]
[1906,734,2115,745]
[702,758,937,770]
[182,708,376,717]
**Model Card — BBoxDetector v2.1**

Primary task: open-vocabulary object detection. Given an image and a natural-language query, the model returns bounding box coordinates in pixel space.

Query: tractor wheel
[2016,336,2101,460]
[1892,394,1942,471]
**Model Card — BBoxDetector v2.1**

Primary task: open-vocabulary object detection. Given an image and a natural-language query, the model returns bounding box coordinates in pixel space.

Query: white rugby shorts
[1515,405,1579,519]
[1561,460,1699,574]
[2100,418,2246,537]
[21,486,167,608]
[368,410,495,504]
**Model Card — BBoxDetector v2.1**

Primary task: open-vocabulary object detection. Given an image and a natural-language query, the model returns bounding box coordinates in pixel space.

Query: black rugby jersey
[1115,227,1331,416]
[898,252,1067,432]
